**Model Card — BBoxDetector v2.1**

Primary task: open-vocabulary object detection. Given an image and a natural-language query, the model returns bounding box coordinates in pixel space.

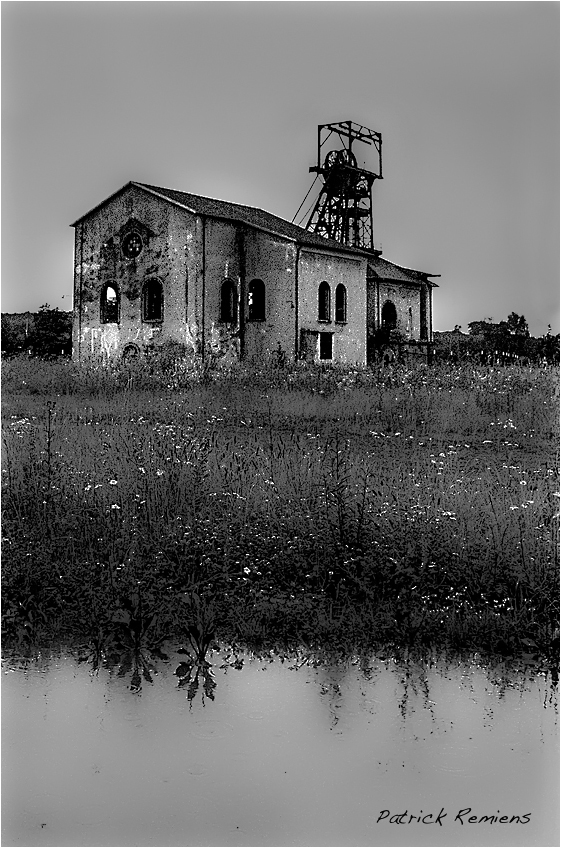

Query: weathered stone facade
[72,182,437,366]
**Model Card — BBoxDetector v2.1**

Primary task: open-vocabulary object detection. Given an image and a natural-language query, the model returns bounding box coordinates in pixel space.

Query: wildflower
[111,504,121,509]
[109,479,118,485]
[156,469,164,476]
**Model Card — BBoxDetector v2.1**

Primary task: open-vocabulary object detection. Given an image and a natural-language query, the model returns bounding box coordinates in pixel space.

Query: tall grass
[2,357,559,664]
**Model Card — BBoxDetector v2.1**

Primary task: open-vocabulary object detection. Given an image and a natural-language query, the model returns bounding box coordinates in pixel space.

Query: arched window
[101,283,119,324]
[142,279,163,322]
[381,300,397,330]
[220,280,238,323]
[318,281,331,322]
[335,284,347,323]
[248,279,265,321]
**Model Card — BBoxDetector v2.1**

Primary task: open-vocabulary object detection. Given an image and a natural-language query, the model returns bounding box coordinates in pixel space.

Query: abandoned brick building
[71,125,438,365]
[71,181,437,366]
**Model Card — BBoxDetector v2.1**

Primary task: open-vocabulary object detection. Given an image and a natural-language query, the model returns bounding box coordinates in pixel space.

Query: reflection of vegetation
[3,646,557,729]
[2,359,559,671]
[101,589,167,691]
[175,650,217,704]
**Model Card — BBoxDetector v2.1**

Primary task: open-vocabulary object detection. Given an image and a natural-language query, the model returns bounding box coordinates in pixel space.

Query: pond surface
[2,650,558,847]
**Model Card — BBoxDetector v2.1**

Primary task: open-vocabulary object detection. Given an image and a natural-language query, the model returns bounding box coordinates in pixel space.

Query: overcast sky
[2,1,559,335]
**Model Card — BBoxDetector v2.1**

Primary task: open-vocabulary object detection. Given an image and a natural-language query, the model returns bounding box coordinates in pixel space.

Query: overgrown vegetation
[2,356,559,673]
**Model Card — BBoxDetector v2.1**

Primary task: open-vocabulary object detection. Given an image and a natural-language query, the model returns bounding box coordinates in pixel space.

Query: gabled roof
[71,181,370,258]
[71,180,439,281]
[368,256,439,286]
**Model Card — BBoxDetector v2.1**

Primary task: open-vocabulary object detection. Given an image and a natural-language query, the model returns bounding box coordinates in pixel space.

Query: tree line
[433,313,559,365]
[1,306,72,358]
[1,306,559,365]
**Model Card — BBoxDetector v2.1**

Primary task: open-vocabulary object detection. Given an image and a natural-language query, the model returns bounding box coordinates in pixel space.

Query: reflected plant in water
[99,586,169,691]
[174,651,217,704]
[172,592,219,703]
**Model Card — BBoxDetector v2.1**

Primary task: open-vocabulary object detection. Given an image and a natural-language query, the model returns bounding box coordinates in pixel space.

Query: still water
[2,650,558,847]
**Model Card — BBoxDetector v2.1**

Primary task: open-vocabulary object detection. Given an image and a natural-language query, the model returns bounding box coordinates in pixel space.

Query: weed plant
[2,356,559,669]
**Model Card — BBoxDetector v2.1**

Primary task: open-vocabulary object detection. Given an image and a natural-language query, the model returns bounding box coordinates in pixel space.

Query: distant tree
[539,331,560,364]
[28,305,72,358]
[458,313,549,363]
[506,312,529,336]
[1,312,34,357]
[1,315,23,356]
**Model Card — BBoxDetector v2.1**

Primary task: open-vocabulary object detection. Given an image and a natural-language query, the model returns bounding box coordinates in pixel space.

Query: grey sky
[2,1,559,335]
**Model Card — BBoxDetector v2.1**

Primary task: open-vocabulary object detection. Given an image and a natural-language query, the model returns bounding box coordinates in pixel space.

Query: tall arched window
[318,281,331,322]
[381,300,397,330]
[142,279,163,322]
[248,279,265,321]
[220,280,238,323]
[335,284,347,323]
[101,282,119,324]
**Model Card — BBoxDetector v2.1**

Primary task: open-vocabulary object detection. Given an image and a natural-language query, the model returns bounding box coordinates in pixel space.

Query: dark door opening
[319,332,333,360]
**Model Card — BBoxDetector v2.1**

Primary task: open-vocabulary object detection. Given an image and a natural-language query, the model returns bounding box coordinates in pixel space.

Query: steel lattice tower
[301,121,382,251]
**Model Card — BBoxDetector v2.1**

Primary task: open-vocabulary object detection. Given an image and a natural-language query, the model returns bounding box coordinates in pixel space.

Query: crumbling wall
[377,281,422,339]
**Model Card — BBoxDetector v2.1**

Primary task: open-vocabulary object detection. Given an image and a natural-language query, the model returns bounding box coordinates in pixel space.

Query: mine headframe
[299,121,382,251]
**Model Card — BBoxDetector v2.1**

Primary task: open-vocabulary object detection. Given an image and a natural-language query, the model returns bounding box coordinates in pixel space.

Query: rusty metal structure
[296,121,383,251]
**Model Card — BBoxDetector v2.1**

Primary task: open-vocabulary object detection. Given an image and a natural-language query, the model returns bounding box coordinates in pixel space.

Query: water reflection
[2,649,559,847]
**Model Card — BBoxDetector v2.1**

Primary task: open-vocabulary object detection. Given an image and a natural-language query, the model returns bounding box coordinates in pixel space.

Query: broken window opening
[248,279,266,321]
[318,281,331,322]
[381,300,397,330]
[220,280,238,323]
[319,332,333,360]
[335,284,347,323]
[101,283,119,324]
[142,279,164,322]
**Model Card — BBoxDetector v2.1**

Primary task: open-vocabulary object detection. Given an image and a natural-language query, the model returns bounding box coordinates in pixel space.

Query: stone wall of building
[298,249,367,365]
[377,281,422,339]
[73,185,301,365]
[73,184,195,361]
[72,184,433,367]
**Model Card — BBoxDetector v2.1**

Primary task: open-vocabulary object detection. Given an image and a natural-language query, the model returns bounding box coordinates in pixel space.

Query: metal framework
[301,121,382,251]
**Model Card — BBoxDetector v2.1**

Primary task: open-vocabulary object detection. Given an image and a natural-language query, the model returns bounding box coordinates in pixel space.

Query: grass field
[2,356,559,670]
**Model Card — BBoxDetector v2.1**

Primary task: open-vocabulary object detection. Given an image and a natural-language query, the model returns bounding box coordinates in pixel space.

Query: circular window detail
[122,343,141,364]
[121,231,143,259]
